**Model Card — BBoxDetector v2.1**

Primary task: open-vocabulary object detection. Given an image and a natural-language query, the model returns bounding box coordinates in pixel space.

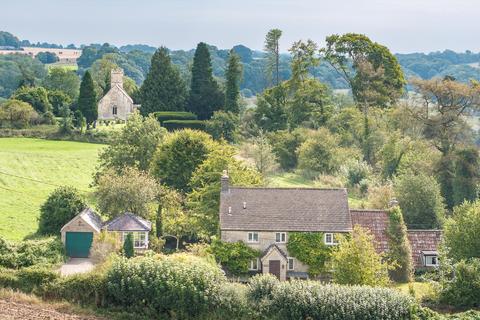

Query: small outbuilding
[61,209,152,258]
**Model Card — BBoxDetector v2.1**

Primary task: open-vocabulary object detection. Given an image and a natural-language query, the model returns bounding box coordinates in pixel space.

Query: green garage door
[66,232,93,258]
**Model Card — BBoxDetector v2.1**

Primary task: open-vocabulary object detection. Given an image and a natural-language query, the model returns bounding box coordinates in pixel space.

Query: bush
[247,274,279,301]
[259,281,416,320]
[206,111,238,142]
[210,239,260,275]
[38,186,86,235]
[163,119,207,131]
[0,99,38,128]
[0,237,64,269]
[440,259,480,308]
[153,111,197,124]
[342,160,371,188]
[0,265,59,293]
[105,254,226,318]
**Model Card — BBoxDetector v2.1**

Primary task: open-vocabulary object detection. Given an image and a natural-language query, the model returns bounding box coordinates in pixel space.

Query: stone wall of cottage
[221,230,310,273]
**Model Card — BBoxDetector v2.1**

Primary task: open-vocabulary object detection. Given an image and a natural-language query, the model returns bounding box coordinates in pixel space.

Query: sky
[2,0,479,53]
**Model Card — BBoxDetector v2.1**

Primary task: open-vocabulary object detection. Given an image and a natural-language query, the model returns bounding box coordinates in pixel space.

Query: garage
[65,232,93,258]
[60,208,103,258]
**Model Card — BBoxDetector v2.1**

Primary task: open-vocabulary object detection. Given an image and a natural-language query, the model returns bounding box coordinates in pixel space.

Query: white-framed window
[424,255,439,267]
[324,233,337,246]
[275,232,286,243]
[287,257,295,271]
[247,232,259,243]
[122,231,148,248]
[249,258,259,271]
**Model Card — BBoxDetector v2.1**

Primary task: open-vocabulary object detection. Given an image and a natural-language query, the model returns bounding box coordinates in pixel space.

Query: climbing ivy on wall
[287,232,333,276]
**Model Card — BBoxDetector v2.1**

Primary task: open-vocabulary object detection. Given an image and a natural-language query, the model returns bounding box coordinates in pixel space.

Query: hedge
[163,120,206,131]
[0,237,64,269]
[153,111,197,124]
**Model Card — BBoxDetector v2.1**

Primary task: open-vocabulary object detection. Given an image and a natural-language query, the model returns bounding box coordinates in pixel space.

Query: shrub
[38,186,86,235]
[16,265,59,293]
[268,129,306,171]
[331,226,390,286]
[210,239,260,275]
[439,259,480,308]
[90,231,121,264]
[247,274,279,301]
[105,254,226,317]
[342,160,371,188]
[153,111,197,124]
[11,86,52,113]
[206,111,238,142]
[266,281,416,320]
[163,119,207,131]
[0,237,64,269]
[0,99,38,129]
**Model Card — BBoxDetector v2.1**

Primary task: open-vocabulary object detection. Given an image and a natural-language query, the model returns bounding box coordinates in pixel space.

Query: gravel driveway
[60,258,95,276]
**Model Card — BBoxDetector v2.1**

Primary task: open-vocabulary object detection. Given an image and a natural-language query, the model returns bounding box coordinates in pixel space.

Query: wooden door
[269,260,281,279]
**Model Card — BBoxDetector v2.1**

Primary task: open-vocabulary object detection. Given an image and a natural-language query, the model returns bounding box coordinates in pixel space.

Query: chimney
[221,170,229,193]
[111,68,124,89]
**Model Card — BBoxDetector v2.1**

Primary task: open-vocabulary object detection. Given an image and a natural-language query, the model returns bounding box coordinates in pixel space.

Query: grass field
[0,138,104,241]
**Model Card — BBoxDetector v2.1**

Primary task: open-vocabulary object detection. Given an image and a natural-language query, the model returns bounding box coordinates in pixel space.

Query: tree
[386,206,413,283]
[453,148,480,206]
[187,42,224,120]
[48,90,72,116]
[253,83,288,132]
[36,52,59,64]
[206,110,238,142]
[95,167,159,219]
[289,39,319,86]
[58,105,74,134]
[11,86,52,114]
[77,71,97,128]
[140,47,187,115]
[0,99,37,128]
[443,200,480,261]
[224,50,242,113]
[297,128,342,177]
[268,129,306,171]
[123,233,134,258]
[163,207,193,250]
[156,186,183,238]
[395,172,445,229]
[98,112,165,174]
[151,129,215,192]
[331,226,390,286]
[250,132,278,177]
[321,33,405,162]
[187,144,262,238]
[38,186,86,235]
[42,67,80,99]
[264,29,282,86]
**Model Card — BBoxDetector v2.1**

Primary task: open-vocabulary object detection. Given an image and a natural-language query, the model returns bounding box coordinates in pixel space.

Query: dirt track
[0,299,101,320]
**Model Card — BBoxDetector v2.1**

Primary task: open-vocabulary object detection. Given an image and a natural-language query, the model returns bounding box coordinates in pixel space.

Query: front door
[269,260,281,279]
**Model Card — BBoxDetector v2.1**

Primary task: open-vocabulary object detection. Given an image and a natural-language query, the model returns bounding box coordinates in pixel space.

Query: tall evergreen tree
[224,50,242,113]
[386,206,413,283]
[187,42,223,120]
[140,47,187,115]
[264,29,282,86]
[453,147,480,206]
[77,70,97,128]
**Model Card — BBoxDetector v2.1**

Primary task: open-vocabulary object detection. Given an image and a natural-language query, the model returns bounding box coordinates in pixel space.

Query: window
[275,232,286,243]
[122,232,147,248]
[249,258,259,271]
[324,233,336,246]
[287,257,295,271]
[112,106,118,115]
[247,232,259,243]
[425,255,439,267]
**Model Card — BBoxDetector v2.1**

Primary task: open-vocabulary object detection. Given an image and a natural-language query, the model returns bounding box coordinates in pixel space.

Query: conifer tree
[140,47,187,115]
[123,233,134,258]
[264,28,282,86]
[386,206,413,283]
[77,70,97,128]
[224,50,242,113]
[187,42,223,120]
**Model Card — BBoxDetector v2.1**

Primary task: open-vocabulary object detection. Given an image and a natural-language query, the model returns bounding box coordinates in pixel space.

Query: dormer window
[275,232,286,243]
[324,233,337,246]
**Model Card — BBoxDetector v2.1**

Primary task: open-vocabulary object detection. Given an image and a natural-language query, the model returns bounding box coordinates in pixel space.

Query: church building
[97,68,139,121]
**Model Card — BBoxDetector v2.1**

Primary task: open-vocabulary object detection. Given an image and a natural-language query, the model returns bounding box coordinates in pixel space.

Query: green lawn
[0,138,104,241]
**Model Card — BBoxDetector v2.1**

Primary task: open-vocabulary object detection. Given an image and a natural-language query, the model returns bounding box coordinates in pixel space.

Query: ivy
[210,238,260,275]
[286,232,333,276]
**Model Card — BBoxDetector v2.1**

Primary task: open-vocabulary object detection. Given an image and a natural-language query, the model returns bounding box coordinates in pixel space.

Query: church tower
[111,68,124,89]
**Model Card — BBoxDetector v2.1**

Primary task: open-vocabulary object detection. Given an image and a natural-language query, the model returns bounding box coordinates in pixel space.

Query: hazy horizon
[2,0,480,54]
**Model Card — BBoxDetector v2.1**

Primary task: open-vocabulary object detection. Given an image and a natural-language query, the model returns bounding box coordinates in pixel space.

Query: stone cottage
[97,68,139,121]
[219,172,442,280]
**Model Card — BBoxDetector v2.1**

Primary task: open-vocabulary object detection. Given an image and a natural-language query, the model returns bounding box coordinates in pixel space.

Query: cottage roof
[103,212,152,231]
[220,187,351,232]
[61,208,103,233]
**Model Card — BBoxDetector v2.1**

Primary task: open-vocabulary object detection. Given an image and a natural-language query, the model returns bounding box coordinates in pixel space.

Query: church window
[112,106,118,115]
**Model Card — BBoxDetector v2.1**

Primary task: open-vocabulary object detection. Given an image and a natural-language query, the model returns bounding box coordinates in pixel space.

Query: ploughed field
[0,138,104,241]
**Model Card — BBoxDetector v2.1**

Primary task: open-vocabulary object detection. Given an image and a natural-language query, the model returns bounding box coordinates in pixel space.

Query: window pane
[282,233,286,242]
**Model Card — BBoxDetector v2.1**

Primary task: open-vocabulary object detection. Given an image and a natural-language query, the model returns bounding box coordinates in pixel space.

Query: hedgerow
[0,236,64,269]
[153,111,197,124]
[163,120,206,131]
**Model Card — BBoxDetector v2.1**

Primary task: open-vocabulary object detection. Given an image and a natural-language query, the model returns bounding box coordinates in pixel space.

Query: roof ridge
[350,209,387,212]
[124,212,150,230]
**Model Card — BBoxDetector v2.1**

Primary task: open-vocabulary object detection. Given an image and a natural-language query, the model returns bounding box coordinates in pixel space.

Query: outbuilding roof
[103,212,152,232]
[61,208,103,233]
[220,187,352,232]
